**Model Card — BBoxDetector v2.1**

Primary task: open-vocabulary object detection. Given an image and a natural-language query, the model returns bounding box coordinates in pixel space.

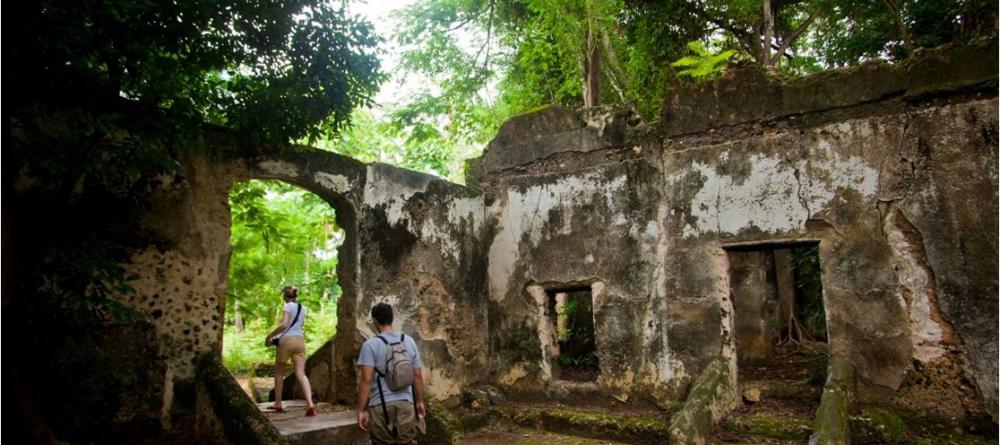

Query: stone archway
[235,151,370,404]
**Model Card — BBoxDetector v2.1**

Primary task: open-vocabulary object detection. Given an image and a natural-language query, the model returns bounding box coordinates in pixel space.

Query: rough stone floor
[715,347,824,444]
[257,400,367,445]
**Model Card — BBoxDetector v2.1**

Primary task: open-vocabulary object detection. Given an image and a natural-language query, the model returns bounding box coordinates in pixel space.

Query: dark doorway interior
[727,243,827,368]
[547,287,599,382]
[719,243,829,443]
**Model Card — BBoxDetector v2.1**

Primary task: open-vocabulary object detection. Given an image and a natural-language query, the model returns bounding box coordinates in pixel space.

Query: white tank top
[282,302,306,337]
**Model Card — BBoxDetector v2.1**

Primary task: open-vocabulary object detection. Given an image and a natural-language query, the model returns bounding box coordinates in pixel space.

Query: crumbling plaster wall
[118,141,491,421]
[472,41,997,423]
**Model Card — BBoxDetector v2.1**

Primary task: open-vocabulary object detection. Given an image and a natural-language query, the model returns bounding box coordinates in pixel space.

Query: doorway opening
[720,241,828,441]
[222,179,345,402]
[547,286,599,382]
[726,242,827,368]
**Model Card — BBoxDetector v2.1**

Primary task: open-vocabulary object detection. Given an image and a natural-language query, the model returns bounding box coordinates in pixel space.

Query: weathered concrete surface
[660,40,998,136]
[471,40,996,425]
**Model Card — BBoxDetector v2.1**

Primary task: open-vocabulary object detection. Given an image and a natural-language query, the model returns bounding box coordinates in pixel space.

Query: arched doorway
[222,178,357,404]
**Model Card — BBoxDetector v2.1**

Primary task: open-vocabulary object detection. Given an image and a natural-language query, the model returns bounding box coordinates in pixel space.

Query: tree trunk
[761,0,775,66]
[234,298,244,333]
[774,249,812,345]
[583,4,601,107]
[882,0,915,56]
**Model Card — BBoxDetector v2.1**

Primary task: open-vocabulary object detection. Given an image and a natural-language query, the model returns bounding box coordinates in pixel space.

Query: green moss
[196,353,287,445]
[849,408,907,444]
[457,411,490,431]
[668,356,736,444]
[725,414,811,441]
[486,405,671,443]
[510,104,560,118]
[811,354,854,445]
[423,400,461,445]
[762,379,819,402]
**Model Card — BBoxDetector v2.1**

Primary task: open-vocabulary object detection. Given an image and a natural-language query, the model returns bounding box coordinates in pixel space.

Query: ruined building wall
[122,41,995,428]
[12,41,994,442]
[110,142,492,432]
[469,41,997,423]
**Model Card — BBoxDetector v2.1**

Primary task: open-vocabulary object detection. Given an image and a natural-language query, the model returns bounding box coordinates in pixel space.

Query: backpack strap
[374,372,397,438]
[374,335,389,377]
[373,334,398,438]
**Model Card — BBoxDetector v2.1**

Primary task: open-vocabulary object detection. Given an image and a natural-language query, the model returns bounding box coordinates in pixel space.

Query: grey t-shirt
[357,332,422,406]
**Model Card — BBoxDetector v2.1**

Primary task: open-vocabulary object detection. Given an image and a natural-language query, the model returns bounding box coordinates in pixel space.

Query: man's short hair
[371,303,393,326]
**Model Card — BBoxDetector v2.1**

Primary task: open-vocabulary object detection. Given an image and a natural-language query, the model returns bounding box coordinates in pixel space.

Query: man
[357,303,426,444]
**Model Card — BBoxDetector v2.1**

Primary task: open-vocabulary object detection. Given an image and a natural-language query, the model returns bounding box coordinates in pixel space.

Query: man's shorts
[368,400,416,444]
[276,336,306,363]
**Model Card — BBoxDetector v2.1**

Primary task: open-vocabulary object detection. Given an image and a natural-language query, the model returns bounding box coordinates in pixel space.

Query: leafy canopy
[386,0,996,155]
[9,0,385,144]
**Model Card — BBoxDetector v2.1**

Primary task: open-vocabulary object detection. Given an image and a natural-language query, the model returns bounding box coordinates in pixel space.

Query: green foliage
[11,0,386,338]
[554,291,597,370]
[10,0,385,144]
[558,350,599,368]
[223,320,274,375]
[389,0,996,154]
[223,180,342,372]
[316,109,460,178]
[227,180,342,322]
[671,41,735,80]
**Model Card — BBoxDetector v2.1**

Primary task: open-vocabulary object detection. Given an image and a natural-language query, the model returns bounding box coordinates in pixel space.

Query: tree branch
[882,0,915,56]
[472,0,496,82]
[772,9,820,64]
[763,0,775,65]
[685,4,758,58]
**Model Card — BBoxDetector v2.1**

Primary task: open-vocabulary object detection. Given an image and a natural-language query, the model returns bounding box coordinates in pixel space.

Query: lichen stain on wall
[670,124,879,238]
[487,172,629,300]
[313,172,353,194]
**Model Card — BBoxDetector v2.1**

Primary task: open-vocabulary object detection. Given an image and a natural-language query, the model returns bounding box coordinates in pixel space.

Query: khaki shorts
[276,336,305,363]
[368,400,416,444]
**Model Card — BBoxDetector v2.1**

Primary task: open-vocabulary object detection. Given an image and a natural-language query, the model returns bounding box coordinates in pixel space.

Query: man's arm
[356,366,374,430]
[412,367,425,417]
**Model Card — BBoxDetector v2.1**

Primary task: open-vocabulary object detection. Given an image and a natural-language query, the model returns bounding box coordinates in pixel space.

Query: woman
[264,285,316,416]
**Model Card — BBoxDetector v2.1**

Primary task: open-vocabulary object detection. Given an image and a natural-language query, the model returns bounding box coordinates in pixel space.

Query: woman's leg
[292,354,314,408]
[273,360,286,406]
